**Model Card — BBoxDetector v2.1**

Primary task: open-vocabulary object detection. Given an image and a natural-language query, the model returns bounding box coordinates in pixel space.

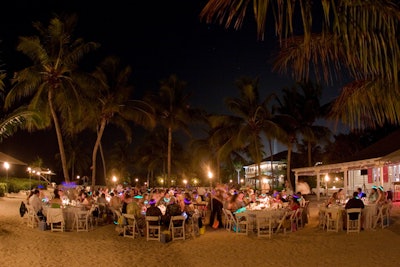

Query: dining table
[319,203,377,230]
[43,205,87,231]
[243,206,287,233]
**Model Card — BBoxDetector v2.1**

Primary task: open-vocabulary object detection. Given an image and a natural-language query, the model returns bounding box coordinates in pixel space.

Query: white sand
[1,192,400,267]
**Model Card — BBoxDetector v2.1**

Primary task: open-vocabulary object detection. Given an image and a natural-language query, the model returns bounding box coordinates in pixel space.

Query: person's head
[53,188,60,199]
[357,187,362,193]
[332,192,338,199]
[169,196,176,204]
[149,199,157,206]
[353,191,358,198]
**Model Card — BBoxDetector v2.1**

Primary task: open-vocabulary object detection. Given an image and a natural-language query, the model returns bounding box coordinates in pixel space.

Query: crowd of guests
[208,185,308,230]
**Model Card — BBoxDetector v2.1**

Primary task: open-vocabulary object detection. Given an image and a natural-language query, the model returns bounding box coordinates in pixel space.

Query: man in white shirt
[29,189,45,220]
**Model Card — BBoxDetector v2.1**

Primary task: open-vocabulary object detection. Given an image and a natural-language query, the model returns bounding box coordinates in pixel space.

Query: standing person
[209,189,224,229]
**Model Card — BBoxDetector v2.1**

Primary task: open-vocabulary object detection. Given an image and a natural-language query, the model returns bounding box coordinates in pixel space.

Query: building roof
[347,129,400,161]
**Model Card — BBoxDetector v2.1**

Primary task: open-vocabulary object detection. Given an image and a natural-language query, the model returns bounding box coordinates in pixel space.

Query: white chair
[186,213,200,239]
[123,214,140,239]
[46,208,65,232]
[26,205,39,228]
[234,213,249,235]
[346,208,362,234]
[274,210,293,235]
[256,214,272,239]
[293,207,305,230]
[169,215,185,241]
[373,204,390,229]
[318,205,327,230]
[74,210,92,232]
[146,216,161,241]
[222,208,234,231]
[326,208,342,232]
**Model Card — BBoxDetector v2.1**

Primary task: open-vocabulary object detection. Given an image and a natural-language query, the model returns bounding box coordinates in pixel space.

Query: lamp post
[4,162,9,192]
[112,176,117,188]
[325,174,330,197]
[208,171,213,212]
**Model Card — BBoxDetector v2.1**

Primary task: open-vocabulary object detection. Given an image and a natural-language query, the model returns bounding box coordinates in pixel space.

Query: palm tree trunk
[91,120,107,188]
[167,126,172,187]
[286,144,293,191]
[48,90,70,182]
[99,141,107,185]
[307,141,312,167]
[268,138,275,188]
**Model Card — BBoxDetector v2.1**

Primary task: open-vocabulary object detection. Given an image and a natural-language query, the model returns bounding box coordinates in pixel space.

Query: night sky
[0,1,343,175]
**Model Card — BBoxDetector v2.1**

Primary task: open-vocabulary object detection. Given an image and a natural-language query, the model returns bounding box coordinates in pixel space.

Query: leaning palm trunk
[91,120,107,188]
[99,141,107,186]
[48,89,70,182]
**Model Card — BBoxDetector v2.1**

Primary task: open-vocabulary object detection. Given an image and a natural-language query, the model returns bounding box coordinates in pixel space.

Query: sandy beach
[1,192,400,267]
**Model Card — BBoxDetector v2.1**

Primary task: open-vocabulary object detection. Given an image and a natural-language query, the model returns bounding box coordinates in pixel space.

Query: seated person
[163,196,183,227]
[357,187,366,199]
[345,191,365,228]
[326,192,338,207]
[29,189,46,221]
[126,197,146,234]
[146,199,162,225]
[49,188,63,208]
[368,187,379,204]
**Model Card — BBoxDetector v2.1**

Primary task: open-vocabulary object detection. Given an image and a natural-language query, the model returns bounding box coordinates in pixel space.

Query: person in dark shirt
[345,191,365,227]
[162,196,182,227]
[146,199,162,226]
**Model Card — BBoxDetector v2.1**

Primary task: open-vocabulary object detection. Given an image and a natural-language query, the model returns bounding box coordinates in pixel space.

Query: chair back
[346,208,362,234]
[170,215,185,241]
[146,216,161,241]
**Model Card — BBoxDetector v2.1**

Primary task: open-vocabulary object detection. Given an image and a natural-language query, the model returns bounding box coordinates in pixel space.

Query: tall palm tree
[86,56,156,187]
[289,81,331,167]
[210,77,283,189]
[200,1,400,130]
[145,74,201,187]
[4,14,100,182]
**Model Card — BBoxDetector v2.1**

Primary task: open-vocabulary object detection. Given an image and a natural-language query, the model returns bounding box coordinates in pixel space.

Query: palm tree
[133,128,168,188]
[290,81,331,167]
[4,14,100,182]
[200,1,400,130]
[210,77,283,189]
[86,56,156,187]
[145,74,202,187]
